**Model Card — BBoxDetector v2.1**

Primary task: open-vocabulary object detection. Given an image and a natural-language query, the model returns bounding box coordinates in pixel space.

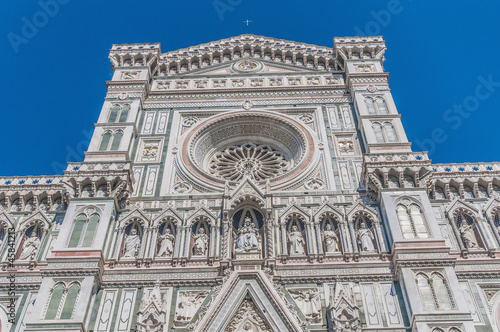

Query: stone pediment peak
[484,196,500,217]
[155,34,336,76]
[445,198,481,218]
[118,208,150,228]
[152,207,183,226]
[161,34,333,58]
[313,201,344,220]
[18,209,51,230]
[279,203,311,220]
[195,270,304,332]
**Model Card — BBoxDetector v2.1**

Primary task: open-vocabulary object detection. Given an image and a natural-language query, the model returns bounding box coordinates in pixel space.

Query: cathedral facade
[2,34,500,332]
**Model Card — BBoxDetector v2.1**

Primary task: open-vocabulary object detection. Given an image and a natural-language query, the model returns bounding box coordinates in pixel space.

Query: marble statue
[157,229,175,258]
[288,225,305,255]
[322,224,339,253]
[235,217,260,252]
[193,228,209,256]
[459,222,479,249]
[356,222,375,252]
[123,228,141,258]
[18,233,41,261]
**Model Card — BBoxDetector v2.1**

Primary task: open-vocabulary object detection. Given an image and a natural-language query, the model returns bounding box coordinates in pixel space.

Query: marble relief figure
[288,225,306,255]
[18,233,41,260]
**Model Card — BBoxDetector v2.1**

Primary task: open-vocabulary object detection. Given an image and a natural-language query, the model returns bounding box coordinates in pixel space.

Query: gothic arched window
[384,122,398,142]
[375,97,388,114]
[118,105,130,122]
[416,272,454,311]
[396,204,429,239]
[110,130,123,151]
[373,123,384,143]
[68,214,100,248]
[365,98,376,114]
[108,105,120,122]
[45,282,80,320]
[99,131,112,151]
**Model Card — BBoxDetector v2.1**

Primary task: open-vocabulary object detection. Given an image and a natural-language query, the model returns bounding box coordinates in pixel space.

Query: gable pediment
[152,34,337,77]
[195,271,304,332]
[179,59,327,77]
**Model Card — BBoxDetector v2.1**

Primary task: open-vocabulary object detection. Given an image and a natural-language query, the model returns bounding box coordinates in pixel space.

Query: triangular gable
[0,211,14,229]
[117,208,151,228]
[313,202,344,221]
[229,177,266,209]
[18,209,51,232]
[346,199,378,222]
[186,205,218,225]
[279,203,311,220]
[483,197,500,219]
[151,207,183,227]
[445,198,481,219]
[195,271,303,332]
[223,297,273,332]
[161,34,332,58]
[156,34,335,76]
[181,59,325,77]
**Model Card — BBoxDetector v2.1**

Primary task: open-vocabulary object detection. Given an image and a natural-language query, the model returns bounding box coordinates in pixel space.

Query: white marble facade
[1,34,500,332]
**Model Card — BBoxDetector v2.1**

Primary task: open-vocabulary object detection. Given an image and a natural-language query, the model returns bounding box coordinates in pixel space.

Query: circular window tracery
[209,143,289,182]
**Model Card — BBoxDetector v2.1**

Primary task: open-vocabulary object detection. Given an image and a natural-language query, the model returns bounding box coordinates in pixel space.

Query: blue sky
[1,0,499,176]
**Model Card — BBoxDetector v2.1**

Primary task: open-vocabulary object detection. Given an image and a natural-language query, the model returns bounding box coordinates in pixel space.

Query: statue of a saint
[459,223,479,249]
[322,224,339,253]
[288,225,306,255]
[18,233,41,261]
[356,222,375,252]
[123,228,141,258]
[157,229,175,258]
[193,228,209,256]
[235,217,260,252]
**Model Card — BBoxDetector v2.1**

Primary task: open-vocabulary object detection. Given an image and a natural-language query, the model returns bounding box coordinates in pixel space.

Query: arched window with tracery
[44,282,80,320]
[108,104,130,123]
[415,271,454,311]
[110,130,123,151]
[396,203,429,239]
[99,130,123,151]
[365,97,388,115]
[67,213,99,248]
[373,123,385,143]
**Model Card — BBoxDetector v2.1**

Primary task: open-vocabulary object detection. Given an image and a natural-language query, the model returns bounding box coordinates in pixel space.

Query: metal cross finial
[243,19,252,34]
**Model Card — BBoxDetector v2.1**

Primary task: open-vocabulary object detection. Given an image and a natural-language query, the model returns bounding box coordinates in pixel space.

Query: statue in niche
[157,228,175,258]
[123,228,141,258]
[356,222,375,252]
[193,228,209,256]
[18,233,41,261]
[287,225,305,255]
[235,217,260,253]
[289,288,322,324]
[459,222,479,249]
[322,224,339,253]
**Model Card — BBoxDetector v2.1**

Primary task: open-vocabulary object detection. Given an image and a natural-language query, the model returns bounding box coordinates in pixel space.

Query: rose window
[209,143,289,182]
